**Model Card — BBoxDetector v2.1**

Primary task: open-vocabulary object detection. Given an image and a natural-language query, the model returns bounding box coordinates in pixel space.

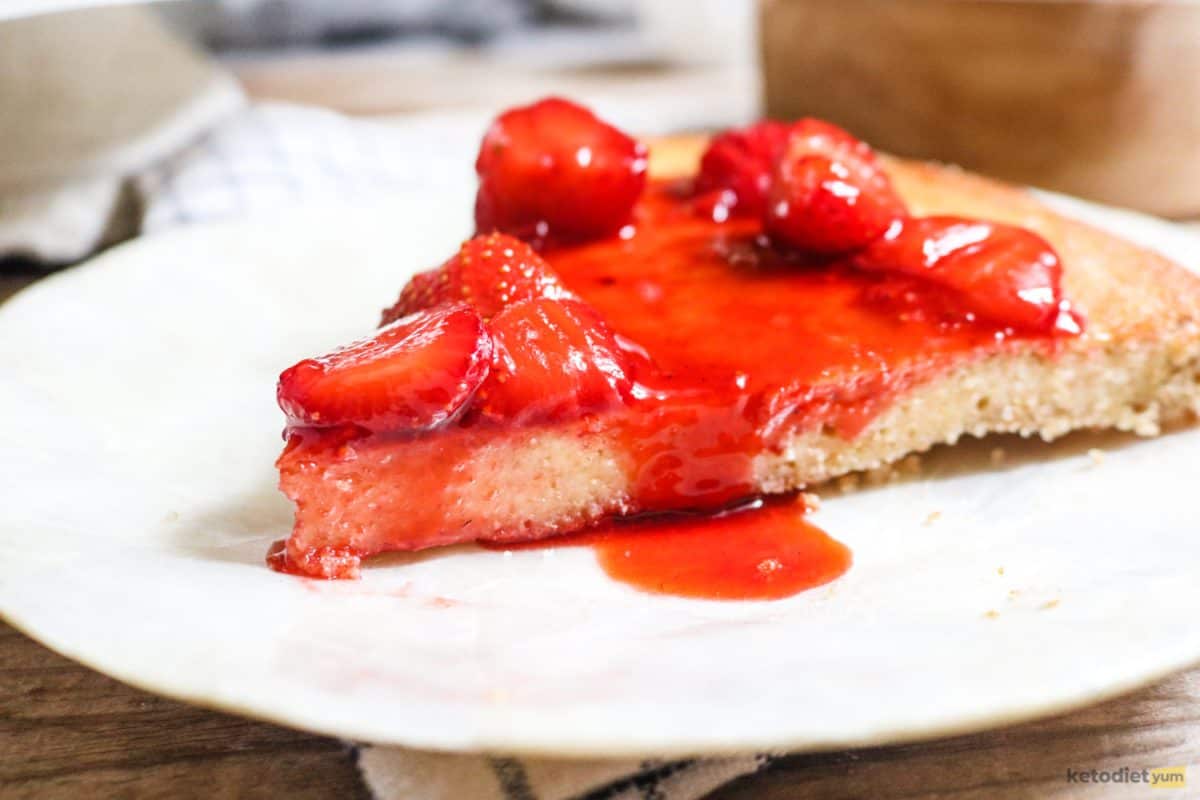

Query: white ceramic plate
[1,188,1198,758]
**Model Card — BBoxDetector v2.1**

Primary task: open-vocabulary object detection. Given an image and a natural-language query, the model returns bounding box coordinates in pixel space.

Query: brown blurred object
[761,0,1200,218]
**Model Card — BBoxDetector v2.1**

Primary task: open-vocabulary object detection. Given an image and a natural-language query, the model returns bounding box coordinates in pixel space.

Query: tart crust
[278,137,1200,567]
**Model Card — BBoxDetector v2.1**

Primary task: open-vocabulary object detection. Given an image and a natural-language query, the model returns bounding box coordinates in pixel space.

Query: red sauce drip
[275,181,1076,580]
[486,496,850,601]
[266,539,300,575]
[267,537,360,579]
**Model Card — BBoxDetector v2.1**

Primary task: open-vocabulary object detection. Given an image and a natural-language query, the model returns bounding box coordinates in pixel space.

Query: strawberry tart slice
[272,97,1200,579]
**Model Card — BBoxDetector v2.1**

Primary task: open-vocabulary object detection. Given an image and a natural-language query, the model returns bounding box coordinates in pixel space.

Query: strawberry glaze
[485,496,851,601]
[542,182,1074,510]
[272,181,1078,586]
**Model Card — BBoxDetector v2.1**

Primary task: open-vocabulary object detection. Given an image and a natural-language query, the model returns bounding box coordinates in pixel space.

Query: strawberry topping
[474,97,648,241]
[278,303,492,431]
[694,120,791,218]
[853,216,1068,332]
[474,297,633,425]
[764,120,906,254]
[297,113,1079,437]
[381,233,565,326]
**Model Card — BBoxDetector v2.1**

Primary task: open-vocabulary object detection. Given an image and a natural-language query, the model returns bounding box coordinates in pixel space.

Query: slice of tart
[272,98,1200,579]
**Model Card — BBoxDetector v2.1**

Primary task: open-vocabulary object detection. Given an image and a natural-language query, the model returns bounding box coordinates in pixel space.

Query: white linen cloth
[0,6,243,262]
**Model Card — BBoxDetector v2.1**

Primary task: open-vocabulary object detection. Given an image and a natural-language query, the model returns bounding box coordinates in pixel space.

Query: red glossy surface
[473,296,634,425]
[267,537,360,580]
[552,184,1009,396]
[693,120,791,217]
[275,180,1078,579]
[853,216,1074,332]
[277,303,491,432]
[763,119,905,254]
[475,97,648,241]
[487,496,851,601]
[544,183,1070,510]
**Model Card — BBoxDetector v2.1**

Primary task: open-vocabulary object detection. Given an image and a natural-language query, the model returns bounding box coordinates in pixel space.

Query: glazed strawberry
[475,297,632,424]
[381,233,565,326]
[853,216,1066,332]
[474,97,648,241]
[279,303,492,431]
[694,120,791,218]
[764,120,906,254]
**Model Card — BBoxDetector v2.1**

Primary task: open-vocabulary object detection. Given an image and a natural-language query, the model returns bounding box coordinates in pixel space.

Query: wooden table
[5,255,1200,797]
[4,613,1198,798]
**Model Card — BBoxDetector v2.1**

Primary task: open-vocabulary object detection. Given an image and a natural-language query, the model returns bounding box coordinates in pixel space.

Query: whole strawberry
[380,233,567,326]
[474,97,648,241]
[694,120,791,218]
[764,119,906,254]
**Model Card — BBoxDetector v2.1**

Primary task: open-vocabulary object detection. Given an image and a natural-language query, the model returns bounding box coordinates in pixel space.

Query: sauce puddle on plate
[487,496,851,601]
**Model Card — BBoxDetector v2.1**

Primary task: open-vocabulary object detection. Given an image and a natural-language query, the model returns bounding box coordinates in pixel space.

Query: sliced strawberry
[764,120,906,254]
[853,216,1066,332]
[380,233,565,326]
[475,297,632,425]
[694,120,791,218]
[474,97,648,241]
[279,303,492,431]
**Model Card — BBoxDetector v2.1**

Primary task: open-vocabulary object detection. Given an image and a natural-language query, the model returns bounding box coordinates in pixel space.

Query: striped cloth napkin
[358,749,775,800]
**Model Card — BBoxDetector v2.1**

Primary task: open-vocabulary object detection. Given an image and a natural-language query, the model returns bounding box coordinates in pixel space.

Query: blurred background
[0,0,760,269]
[1,0,1198,273]
[158,0,759,115]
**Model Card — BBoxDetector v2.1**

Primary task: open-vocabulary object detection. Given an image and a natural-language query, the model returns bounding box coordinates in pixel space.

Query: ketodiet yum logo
[1065,766,1187,789]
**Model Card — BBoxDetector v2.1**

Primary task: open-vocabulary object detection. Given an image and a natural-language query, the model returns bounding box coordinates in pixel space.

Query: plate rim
[2,189,1198,757]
